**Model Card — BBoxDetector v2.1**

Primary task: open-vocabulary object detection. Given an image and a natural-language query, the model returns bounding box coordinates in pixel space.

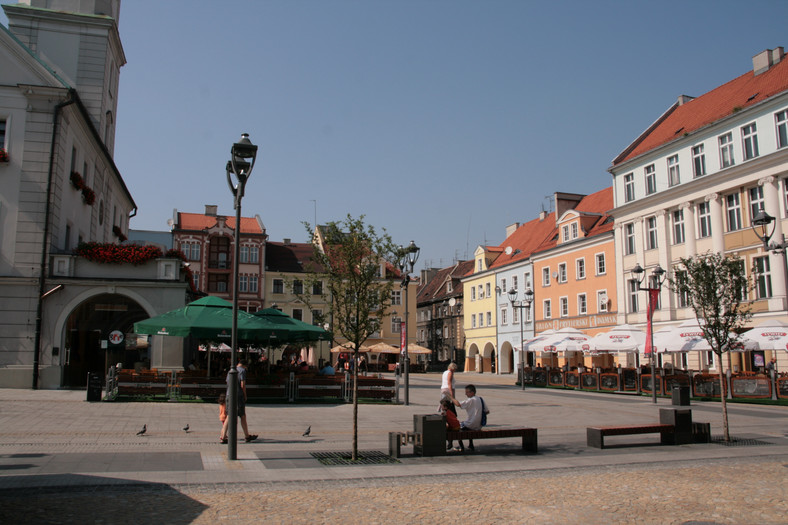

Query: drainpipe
[32,89,76,390]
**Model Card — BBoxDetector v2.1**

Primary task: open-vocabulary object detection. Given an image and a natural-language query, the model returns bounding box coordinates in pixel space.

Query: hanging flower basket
[112,225,127,242]
[70,171,84,189]
[0,148,8,163]
[82,187,96,205]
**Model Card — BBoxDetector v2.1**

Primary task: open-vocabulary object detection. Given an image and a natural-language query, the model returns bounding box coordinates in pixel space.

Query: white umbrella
[537,327,593,354]
[589,324,646,353]
[742,319,788,352]
[523,329,556,352]
[653,319,756,353]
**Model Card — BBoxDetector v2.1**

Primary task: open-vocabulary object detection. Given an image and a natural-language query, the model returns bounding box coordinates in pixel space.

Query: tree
[299,215,398,460]
[670,252,752,442]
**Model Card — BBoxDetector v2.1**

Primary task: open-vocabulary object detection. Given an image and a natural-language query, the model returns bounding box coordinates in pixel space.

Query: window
[562,225,570,242]
[249,275,258,293]
[292,279,304,295]
[698,202,712,238]
[500,278,506,294]
[192,271,200,289]
[726,193,743,231]
[624,173,635,202]
[512,275,518,291]
[558,263,567,283]
[719,132,734,168]
[512,306,519,324]
[560,297,568,317]
[645,216,658,250]
[239,275,249,293]
[667,155,680,186]
[749,186,764,219]
[777,110,788,149]
[523,272,531,290]
[576,258,586,280]
[310,309,323,326]
[0,118,6,148]
[312,281,323,295]
[478,285,484,299]
[644,164,656,195]
[471,287,476,301]
[525,306,531,322]
[478,313,484,327]
[597,291,608,312]
[692,144,706,178]
[741,123,759,160]
[292,309,303,321]
[249,246,259,264]
[595,254,606,275]
[446,281,453,293]
[392,317,402,333]
[471,315,476,328]
[754,256,772,299]
[543,300,552,319]
[500,308,507,325]
[486,312,492,326]
[477,259,483,272]
[542,267,551,286]
[578,293,587,315]
[240,246,249,263]
[624,223,636,255]
[391,290,401,305]
[734,260,747,302]
[485,282,491,297]
[672,209,685,244]
[273,278,284,294]
[208,274,228,293]
[571,223,578,239]
[628,279,639,312]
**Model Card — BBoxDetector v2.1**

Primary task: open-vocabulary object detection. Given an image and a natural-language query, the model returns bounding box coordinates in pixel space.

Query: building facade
[461,245,502,373]
[609,47,788,372]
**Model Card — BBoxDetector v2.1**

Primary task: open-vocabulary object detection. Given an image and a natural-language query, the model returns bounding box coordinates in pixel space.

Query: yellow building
[461,245,503,372]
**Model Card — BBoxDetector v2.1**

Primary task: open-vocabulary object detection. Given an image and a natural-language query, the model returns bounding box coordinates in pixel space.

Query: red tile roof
[613,55,788,165]
[417,260,474,303]
[488,214,557,270]
[532,187,614,253]
[265,242,317,273]
[177,212,264,234]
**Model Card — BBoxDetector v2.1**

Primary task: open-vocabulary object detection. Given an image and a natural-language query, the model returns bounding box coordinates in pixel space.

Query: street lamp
[752,210,788,301]
[397,240,420,405]
[225,133,258,460]
[508,287,534,390]
[630,263,666,404]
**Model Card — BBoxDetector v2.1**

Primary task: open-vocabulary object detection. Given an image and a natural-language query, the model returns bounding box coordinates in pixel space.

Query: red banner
[644,288,660,356]
[400,321,406,355]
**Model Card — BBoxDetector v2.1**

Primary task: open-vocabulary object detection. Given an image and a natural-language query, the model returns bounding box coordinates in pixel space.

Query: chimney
[753,47,785,75]
[676,95,694,106]
[539,210,548,221]
[505,222,520,237]
[283,238,291,245]
[205,205,218,216]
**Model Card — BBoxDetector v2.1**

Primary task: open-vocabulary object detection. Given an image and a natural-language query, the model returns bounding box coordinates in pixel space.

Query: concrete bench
[587,423,675,449]
[446,427,538,453]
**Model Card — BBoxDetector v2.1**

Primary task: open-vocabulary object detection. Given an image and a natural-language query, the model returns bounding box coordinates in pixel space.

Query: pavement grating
[310,450,400,466]
[711,436,774,446]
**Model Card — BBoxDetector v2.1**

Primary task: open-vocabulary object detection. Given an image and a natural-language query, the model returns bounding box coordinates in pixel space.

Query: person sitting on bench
[451,384,485,452]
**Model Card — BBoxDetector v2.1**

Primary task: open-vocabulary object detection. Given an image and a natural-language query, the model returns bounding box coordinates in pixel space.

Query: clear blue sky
[4,1,788,270]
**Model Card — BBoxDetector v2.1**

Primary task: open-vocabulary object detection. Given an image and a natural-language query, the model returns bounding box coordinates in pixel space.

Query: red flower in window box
[112,226,127,242]
[82,187,96,205]
[0,148,8,163]
[70,171,84,189]
[75,242,162,265]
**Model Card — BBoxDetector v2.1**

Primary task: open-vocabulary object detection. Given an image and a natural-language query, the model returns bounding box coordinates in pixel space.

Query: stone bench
[587,423,676,449]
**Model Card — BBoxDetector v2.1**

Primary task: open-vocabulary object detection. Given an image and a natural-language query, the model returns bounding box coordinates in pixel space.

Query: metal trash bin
[413,414,446,457]
[672,385,690,406]
[86,372,102,402]
[660,408,693,445]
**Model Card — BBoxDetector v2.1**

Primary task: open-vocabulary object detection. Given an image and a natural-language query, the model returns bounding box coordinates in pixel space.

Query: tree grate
[310,450,400,466]
[710,436,773,447]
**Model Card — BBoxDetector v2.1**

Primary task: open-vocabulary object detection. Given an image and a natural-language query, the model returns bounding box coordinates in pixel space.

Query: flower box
[0,148,8,163]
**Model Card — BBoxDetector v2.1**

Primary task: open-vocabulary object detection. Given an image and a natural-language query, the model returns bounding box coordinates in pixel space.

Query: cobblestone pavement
[2,457,786,524]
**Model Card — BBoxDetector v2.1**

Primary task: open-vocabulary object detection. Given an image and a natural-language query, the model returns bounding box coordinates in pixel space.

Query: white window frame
[692,144,706,178]
[667,155,680,186]
[478,285,484,299]
[628,279,639,313]
[578,293,587,315]
[726,192,743,231]
[478,313,484,327]
[500,308,507,325]
[741,122,759,160]
[719,132,735,168]
[249,275,258,293]
[485,282,491,297]
[512,275,518,291]
[560,296,569,318]
[471,315,476,328]
[624,173,635,202]
[562,225,570,242]
[558,262,567,283]
[471,286,476,301]
[512,306,519,324]
[698,202,712,238]
[646,216,658,250]
[754,256,772,299]
[249,246,259,264]
[749,186,765,220]
[523,272,531,290]
[672,209,685,245]
[597,290,608,313]
[239,275,248,293]
[542,267,551,286]
[624,223,636,255]
[645,164,656,194]
[500,278,506,295]
[486,311,492,326]
[776,109,788,149]
[543,299,552,319]
[391,290,402,305]
[595,253,606,276]
[576,257,586,280]
[392,317,402,333]
[240,245,249,263]
[674,269,689,308]
[571,222,578,239]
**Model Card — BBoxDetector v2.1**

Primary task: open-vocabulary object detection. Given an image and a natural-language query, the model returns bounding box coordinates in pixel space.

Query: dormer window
[477,259,483,272]
[446,281,453,293]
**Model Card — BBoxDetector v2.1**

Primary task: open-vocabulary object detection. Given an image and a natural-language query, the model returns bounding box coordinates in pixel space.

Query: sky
[4,0,788,271]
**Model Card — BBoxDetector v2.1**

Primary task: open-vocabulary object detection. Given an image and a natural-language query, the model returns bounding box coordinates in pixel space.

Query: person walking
[440,362,458,414]
[220,358,257,444]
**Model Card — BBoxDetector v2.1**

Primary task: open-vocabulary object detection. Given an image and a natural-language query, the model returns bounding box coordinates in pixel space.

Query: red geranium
[75,242,162,265]
[0,148,8,162]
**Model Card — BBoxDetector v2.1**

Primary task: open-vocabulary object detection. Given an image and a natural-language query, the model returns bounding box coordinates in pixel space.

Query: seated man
[451,384,487,452]
[319,362,335,375]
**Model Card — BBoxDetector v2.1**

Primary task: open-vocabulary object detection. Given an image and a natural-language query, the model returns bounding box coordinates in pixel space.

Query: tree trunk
[717,361,730,442]
[352,347,359,460]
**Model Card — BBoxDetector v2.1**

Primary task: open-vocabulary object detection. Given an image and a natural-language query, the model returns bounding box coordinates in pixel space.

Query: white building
[609,48,788,372]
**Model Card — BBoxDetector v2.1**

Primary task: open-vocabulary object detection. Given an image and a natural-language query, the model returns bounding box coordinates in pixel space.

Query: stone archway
[500,341,514,374]
[480,342,497,373]
[465,343,480,372]
[62,293,149,387]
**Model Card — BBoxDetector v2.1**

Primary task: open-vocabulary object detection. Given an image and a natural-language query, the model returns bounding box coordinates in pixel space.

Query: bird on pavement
[136,424,147,436]
[183,424,190,433]
[302,425,311,437]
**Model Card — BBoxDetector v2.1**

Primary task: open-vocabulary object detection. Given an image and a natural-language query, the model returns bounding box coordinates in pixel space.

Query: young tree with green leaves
[670,252,752,442]
[298,215,398,460]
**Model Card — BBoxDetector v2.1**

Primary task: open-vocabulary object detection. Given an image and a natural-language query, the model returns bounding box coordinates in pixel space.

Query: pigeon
[183,424,190,433]
[302,425,311,437]
[136,424,147,436]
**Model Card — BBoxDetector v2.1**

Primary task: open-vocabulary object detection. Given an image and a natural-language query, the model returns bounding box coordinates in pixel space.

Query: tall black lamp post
[508,287,534,390]
[397,240,420,405]
[225,133,258,460]
[752,210,788,300]
[630,263,665,404]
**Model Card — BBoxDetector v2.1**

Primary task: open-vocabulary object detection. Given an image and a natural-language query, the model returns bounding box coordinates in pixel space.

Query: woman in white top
[441,362,458,414]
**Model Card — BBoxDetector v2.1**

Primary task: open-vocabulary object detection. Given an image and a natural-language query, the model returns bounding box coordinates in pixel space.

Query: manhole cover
[311,451,400,466]
[710,437,773,446]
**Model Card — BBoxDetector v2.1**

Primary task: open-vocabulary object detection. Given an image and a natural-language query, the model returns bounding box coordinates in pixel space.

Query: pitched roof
[417,260,474,304]
[176,212,263,234]
[532,187,614,253]
[613,53,788,165]
[265,241,318,273]
[487,214,557,271]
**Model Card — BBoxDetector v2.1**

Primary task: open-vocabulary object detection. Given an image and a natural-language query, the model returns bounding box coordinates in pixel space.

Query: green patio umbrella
[133,296,288,343]
[252,308,332,342]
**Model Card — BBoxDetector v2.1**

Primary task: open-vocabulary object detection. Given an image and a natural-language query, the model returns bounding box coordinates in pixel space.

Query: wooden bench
[446,427,538,453]
[587,424,675,449]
